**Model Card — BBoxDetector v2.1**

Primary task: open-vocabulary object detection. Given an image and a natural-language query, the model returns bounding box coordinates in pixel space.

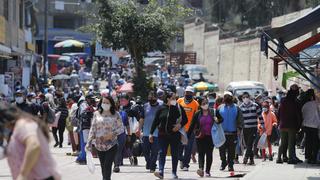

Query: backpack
[71,100,84,127]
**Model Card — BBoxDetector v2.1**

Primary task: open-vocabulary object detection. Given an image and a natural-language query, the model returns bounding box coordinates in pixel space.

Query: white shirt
[302,100,320,128]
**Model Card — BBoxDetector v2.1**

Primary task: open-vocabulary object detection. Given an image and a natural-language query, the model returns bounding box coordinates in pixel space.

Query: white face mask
[101,103,111,111]
[31,99,36,104]
[243,98,250,104]
[15,97,24,104]
[201,104,209,110]
[170,100,177,106]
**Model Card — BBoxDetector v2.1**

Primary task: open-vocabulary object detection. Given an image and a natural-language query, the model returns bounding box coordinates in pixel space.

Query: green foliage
[91,0,190,99]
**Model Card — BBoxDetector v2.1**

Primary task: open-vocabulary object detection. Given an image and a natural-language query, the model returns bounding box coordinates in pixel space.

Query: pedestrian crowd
[0,67,319,180]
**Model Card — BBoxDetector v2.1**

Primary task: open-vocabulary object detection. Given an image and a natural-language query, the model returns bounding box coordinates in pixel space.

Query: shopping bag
[179,128,188,145]
[86,150,95,174]
[257,132,268,149]
[211,123,226,148]
[49,112,61,128]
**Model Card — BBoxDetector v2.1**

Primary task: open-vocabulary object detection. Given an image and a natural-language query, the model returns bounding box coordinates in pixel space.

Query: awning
[265,5,320,43]
[0,44,12,54]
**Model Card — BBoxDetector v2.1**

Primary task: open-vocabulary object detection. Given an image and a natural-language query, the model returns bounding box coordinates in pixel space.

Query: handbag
[257,132,268,149]
[211,123,226,148]
[49,111,61,128]
[176,105,188,145]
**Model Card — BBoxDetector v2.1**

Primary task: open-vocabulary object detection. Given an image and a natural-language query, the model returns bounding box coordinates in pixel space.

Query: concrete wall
[184,8,315,93]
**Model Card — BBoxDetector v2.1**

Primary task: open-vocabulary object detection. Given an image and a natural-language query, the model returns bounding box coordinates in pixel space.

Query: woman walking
[149,91,187,179]
[189,97,221,177]
[86,96,124,180]
[0,103,61,180]
[52,98,69,148]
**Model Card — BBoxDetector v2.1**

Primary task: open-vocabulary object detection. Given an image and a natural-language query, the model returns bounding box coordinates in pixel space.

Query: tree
[91,0,190,99]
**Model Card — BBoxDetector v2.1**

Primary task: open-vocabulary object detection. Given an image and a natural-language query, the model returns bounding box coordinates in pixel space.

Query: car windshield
[234,88,265,96]
[185,66,209,74]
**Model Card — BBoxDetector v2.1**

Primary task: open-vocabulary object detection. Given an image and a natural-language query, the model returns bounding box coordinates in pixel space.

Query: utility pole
[43,0,48,84]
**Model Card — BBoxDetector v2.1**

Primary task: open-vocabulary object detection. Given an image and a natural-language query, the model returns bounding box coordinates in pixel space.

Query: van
[226,81,267,97]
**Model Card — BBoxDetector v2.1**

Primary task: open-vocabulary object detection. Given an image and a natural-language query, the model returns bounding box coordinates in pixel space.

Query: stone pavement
[0,142,319,180]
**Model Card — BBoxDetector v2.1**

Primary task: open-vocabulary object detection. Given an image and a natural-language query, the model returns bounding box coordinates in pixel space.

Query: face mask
[243,98,250,104]
[31,99,36,104]
[36,99,42,104]
[15,97,24,104]
[101,103,111,111]
[262,107,268,112]
[185,95,193,101]
[170,100,177,106]
[149,99,157,105]
[208,98,215,103]
[201,104,209,110]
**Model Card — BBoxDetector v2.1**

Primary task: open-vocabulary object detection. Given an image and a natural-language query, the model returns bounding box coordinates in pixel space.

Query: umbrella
[119,83,133,93]
[52,74,71,80]
[54,40,85,48]
[193,81,218,91]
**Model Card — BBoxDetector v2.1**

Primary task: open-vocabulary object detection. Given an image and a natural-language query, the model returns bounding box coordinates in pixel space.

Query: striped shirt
[239,101,263,128]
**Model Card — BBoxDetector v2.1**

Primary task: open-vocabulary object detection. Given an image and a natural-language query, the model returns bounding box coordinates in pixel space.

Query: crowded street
[1,1,320,180]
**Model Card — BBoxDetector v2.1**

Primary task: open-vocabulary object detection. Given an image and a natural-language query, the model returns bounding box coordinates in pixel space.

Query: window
[19,0,23,28]
[3,0,9,20]
[53,15,83,29]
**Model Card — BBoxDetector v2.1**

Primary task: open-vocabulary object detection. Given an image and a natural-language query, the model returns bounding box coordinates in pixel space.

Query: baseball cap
[185,86,195,93]
[223,91,233,96]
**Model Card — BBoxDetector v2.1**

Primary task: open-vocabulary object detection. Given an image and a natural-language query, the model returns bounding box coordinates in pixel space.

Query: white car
[226,81,267,97]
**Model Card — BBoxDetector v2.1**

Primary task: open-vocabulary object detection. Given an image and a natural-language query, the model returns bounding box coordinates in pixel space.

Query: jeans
[77,129,89,162]
[114,133,126,167]
[278,129,295,160]
[142,136,159,171]
[97,145,118,180]
[179,133,195,168]
[196,136,213,173]
[52,121,66,146]
[304,126,320,161]
[219,134,237,167]
[159,133,180,175]
[243,128,257,160]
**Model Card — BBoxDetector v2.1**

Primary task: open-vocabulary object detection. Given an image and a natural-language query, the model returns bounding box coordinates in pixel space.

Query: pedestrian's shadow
[294,163,320,170]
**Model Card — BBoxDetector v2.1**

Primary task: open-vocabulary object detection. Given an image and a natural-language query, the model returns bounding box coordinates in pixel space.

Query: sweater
[239,101,262,129]
[302,101,320,129]
[150,104,188,136]
[279,97,302,130]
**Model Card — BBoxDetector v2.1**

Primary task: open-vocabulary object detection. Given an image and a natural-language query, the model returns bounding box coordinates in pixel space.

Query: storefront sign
[0,16,5,43]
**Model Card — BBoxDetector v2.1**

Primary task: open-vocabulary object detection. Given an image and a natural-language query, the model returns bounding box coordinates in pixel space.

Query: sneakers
[248,159,255,165]
[283,157,288,163]
[205,172,211,177]
[53,143,59,148]
[220,162,227,171]
[172,173,178,179]
[269,156,273,161]
[113,166,120,173]
[243,157,248,164]
[75,160,87,165]
[276,158,283,164]
[182,167,189,171]
[154,171,164,179]
[197,169,204,177]
[228,166,234,172]
[179,161,184,170]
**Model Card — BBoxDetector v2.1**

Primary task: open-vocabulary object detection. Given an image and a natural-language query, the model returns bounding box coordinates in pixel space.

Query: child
[258,101,277,161]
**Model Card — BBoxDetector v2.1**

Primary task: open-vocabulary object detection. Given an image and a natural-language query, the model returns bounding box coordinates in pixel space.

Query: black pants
[243,128,257,160]
[97,145,118,180]
[304,127,320,161]
[196,136,213,173]
[52,120,66,146]
[219,134,236,167]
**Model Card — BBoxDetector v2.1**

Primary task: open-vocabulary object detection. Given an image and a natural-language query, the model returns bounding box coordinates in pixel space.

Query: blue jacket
[217,104,243,133]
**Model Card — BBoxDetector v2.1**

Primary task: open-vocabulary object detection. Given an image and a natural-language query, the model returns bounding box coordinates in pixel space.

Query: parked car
[183,64,212,81]
[225,81,267,97]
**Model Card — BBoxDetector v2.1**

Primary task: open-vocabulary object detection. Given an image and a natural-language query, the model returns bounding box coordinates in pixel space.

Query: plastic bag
[86,151,95,174]
[257,132,268,149]
[179,128,188,145]
[211,123,226,148]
